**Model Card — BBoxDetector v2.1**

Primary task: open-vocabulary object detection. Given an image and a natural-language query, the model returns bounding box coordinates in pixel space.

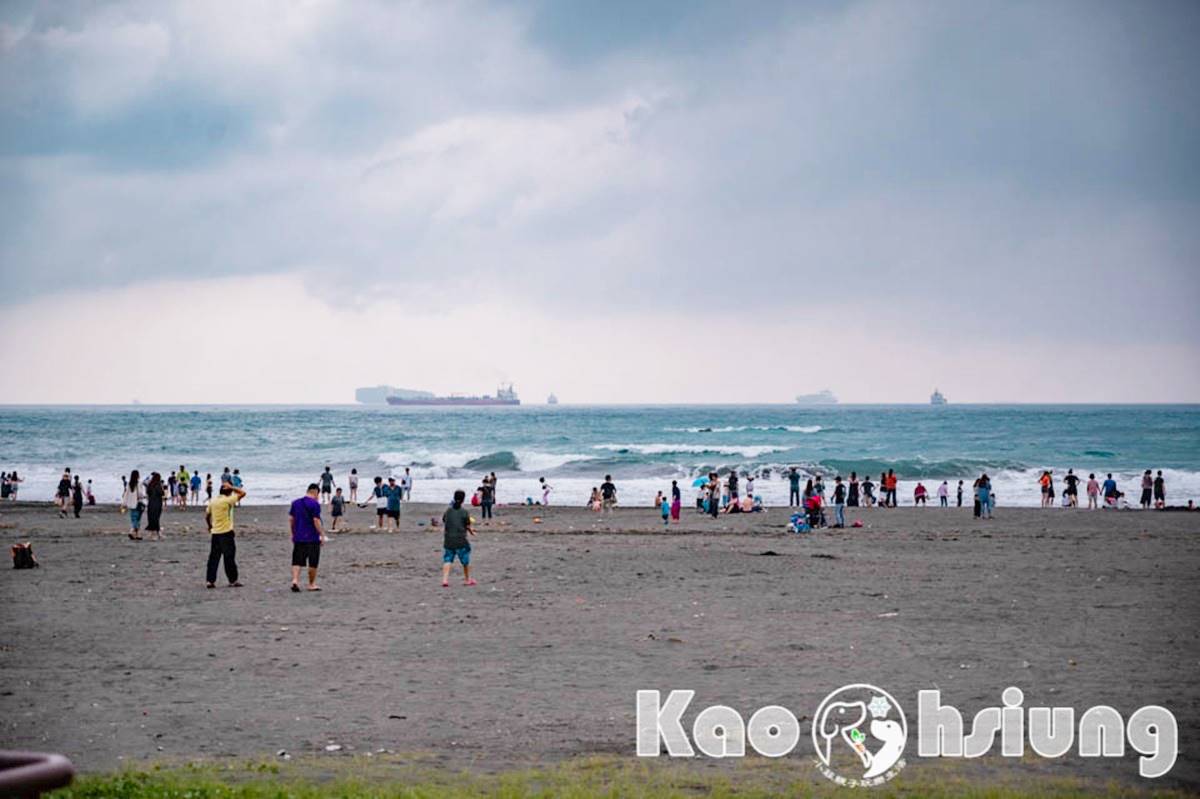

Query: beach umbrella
[692,477,708,487]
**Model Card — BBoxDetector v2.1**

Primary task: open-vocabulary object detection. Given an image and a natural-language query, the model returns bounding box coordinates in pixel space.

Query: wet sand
[1,500,1198,788]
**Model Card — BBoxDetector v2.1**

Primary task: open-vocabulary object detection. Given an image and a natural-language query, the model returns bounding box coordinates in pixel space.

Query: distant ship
[930,388,948,406]
[356,385,434,404]
[795,389,838,405]
[547,393,559,405]
[386,384,520,406]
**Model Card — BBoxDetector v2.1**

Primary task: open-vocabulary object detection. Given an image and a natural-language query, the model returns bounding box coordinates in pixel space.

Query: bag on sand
[12,542,38,569]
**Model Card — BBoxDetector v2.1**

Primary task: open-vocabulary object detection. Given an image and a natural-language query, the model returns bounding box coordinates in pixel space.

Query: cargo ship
[795,389,838,405]
[385,384,520,406]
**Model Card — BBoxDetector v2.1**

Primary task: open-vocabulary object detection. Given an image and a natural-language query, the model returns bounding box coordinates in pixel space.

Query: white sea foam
[513,450,597,472]
[592,443,791,458]
[663,425,822,434]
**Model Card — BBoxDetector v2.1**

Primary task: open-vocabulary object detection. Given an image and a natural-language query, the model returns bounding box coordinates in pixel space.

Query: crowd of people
[3,457,1192,595]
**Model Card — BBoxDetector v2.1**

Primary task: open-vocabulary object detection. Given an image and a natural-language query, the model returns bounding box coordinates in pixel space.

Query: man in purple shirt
[289,483,326,592]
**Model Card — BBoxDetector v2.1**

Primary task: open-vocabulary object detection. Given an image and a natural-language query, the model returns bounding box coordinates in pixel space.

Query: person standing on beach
[85,479,95,506]
[937,481,949,508]
[788,467,801,507]
[441,490,477,588]
[6,471,20,500]
[178,466,190,509]
[1153,470,1166,509]
[330,487,346,531]
[861,475,875,507]
[660,493,671,526]
[670,479,681,523]
[914,482,928,506]
[319,466,335,504]
[977,474,992,519]
[55,470,71,518]
[231,469,243,488]
[402,467,413,502]
[71,476,84,518]
[121,470,147,539]
[600,475,617,514]
[361,476,387,529]
[145,472,165,540]
[728,470,739,502]
[205,473,214,502]
[884,470,897,508]
[289,483,326,592]
[956,480,964,507]
[1102,473,1119,508]
[1039,471,1053,508]
[167,471,178,508]
[1140,470,1153,509]
[831,476,846,528]
[205,479,246,588]
[847,472,860,507]
[707,474,720,518]
[1086,473,1100,509]
[348,468,359,503]
[1063,469,1080,507]
[384,476,402,531]
[539,476,552,505]
[190,471,202,506]
[479,478,495,519]
[489,472,499,504]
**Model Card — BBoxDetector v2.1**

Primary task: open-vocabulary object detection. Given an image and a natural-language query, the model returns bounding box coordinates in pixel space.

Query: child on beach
[441,490,476,587]
[331,487,345,531]
[539,477,552,506]
[1086,473,1099,508]
[660,494,670,526]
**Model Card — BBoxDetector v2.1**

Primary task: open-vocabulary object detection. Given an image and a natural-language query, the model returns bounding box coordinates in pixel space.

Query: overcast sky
[1,0,1198,404]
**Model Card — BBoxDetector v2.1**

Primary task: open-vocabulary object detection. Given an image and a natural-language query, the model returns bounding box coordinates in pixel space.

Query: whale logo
[812,684,907,787]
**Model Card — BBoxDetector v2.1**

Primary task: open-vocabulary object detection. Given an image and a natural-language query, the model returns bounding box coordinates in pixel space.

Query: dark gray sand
[2,501,1198,788]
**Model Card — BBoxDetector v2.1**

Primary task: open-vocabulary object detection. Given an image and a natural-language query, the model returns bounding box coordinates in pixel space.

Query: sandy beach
[1,500,1198,789]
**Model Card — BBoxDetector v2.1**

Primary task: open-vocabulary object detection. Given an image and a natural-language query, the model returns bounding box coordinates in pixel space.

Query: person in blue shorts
[441,489,476,588]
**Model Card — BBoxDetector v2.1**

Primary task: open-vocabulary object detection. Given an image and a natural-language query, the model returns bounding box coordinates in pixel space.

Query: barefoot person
[441,489,477,588]
[205,479,246,588]
[289,483,326,592]
[330,487,346,531]
[319,466,335,504]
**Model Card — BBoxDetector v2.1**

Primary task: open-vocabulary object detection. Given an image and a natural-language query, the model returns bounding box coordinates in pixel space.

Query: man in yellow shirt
[205,479,246,588]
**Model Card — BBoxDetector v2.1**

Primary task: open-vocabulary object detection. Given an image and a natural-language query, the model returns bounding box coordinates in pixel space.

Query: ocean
[1,405,1197,508]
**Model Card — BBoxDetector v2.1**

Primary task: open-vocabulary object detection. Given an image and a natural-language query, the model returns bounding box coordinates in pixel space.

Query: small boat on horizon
[930,388,948,405]
[547,393,559,405]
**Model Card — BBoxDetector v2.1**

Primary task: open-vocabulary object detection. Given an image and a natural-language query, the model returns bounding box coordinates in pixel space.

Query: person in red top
[913,482,928,506]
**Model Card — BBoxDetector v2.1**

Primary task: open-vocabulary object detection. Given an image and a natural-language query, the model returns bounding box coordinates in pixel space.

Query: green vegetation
[50,756,1195,799]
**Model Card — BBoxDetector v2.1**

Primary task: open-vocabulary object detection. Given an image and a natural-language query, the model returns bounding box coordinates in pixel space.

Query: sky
[1,0,1198,404]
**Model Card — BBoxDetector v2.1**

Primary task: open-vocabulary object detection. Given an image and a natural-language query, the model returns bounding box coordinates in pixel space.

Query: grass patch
[49,755,1196,799]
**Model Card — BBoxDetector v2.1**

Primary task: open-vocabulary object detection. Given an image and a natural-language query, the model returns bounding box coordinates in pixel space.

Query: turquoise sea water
[1,404,1197,506]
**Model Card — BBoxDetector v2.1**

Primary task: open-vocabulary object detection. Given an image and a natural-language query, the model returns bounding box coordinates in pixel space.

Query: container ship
[385,384,520,406]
